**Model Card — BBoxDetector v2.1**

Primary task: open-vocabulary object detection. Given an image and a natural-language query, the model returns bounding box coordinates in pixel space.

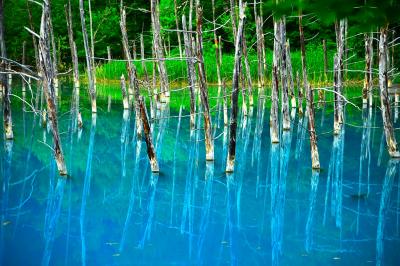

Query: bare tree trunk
[270,18,280,143]
[297,70,303,116]
[65,0,80,89]
[211,0,222,88]
[38,0,67,175]
[48,4,58,92]
[280,18,290,130]
[333,19,345,134]
[286,41,296,109]
[299,10,320,169]
[107,46,111,60]
[226,1,246,173]
[120,74,129,109]
[363,33,372,106]
[219,36,222,65]
[22,41,26,92]
[242,34,253,106]
[173,0,183,58]
[120,7,142,135]
[223,79,228,126]
[333,54,341,135]
[0,0,12,139]
[27,1,40,73]
[229,0,237,44]
[138,96,159,172]
[196,5,214,161]
[182,15,197,129]
[323,39,328,81]
[379,26,400,158]
[79,0,96,113]
[140,33,149,83]
[151,0,169,101]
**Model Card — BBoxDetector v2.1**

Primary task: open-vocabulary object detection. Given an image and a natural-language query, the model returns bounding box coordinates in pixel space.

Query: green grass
[94,44,365,85]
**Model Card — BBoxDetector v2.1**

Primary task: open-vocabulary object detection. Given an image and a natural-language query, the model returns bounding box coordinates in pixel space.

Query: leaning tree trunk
[79,0,96,113]
[196,5,214,161]
[270,17,280,143]
[226,1,246,173]
[65,0,80,89]
[151,0,169,101]
[120,7,142,135]
[182,15,197,129]
[299,10,320,169]
[38,0,67,175]
[138,96,159,172]
[120,74,129,110]
[0,0,12,139]
[379,26,400,158]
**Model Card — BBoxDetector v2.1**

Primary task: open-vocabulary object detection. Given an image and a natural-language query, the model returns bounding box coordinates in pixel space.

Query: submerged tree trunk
[299,10,320,169]
[151,0,169,101]
[138,96,159,172]
[379,26,400,158]
[38,0,67,175]
[79,0,96,113]
[196,5,214,161]
[65,0,79,89]
[226,1,246,173]
[182,15,197,129]
[120,74,129,110]
[0,0,12,139]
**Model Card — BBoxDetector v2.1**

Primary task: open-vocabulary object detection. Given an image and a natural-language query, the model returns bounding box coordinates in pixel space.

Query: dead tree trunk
[334,19,345,133]
[256,16,264,89]
[120,7,142,135]
[173,0,183,58]
[0,0,12,139]
[323,39,328,81]
[243,33,253,106]
[223,79,228,126]
[120,74,129,109]
[182,15,197,129]
[230,0,237,44]
[27,1,40,73]
[299,10,320,169]
[48,5,58,91]
[22,41,26,92]
[297,70,303,116]
[107,46,111,60]
[333,54,341,135]
[151,0,169,101]
[138,96,159,172]
[212,0,222,87]
[280,18,290,130]
[270,18,280,143]
[196,5,214,161]
[65,0,80,89]
[363,33,373,107]
[140,33,149,83]
[226,1,246,173]
[379,26,400,158]
[79,0,96,113]
[38,0,67,175]
[286,41,296,109]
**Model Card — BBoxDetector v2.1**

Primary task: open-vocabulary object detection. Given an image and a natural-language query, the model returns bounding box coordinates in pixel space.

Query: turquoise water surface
[1,84,400,265]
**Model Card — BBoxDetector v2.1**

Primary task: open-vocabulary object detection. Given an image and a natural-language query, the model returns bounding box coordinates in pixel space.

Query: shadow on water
[2,85,400,265]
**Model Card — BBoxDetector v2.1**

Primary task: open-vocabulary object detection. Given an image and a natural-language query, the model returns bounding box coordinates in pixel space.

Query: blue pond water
[1,85,400,265]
